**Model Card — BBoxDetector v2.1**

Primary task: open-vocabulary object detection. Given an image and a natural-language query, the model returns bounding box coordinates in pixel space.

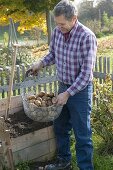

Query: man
[26,0,97,169]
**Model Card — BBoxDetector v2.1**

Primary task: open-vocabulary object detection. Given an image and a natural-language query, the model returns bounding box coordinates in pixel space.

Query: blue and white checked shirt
[42,21,97,96]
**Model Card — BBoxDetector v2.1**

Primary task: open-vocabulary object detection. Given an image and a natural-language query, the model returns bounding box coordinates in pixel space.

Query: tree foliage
[23,0,60,13]
[78,0,113,36]
[0,0,60,34]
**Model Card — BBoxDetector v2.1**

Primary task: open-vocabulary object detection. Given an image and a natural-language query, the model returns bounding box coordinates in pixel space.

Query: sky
[74,0,98,5]
[74,0,100,6]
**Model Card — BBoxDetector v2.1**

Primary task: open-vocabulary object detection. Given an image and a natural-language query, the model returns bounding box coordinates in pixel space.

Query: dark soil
[3,111,73,170]
[5,110,52,138]
[4,110,53,169]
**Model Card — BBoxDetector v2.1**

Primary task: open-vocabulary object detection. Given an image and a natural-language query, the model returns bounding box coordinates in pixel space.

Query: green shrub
[96,32,105,38]
[92,75,113,154]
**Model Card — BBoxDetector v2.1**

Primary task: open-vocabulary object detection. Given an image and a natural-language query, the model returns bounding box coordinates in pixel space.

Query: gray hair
[53,0,78,20]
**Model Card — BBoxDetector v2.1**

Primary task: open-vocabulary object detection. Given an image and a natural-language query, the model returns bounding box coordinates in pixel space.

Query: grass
[71,133,113,170]
[97,34,113,58]
[96,35,113,73]
[93,134,113,170]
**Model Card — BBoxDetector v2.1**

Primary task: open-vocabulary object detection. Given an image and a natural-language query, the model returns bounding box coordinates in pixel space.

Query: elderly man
[26,0,97,169]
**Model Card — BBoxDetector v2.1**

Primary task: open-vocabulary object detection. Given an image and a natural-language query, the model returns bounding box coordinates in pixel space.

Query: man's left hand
[57,91,70,105]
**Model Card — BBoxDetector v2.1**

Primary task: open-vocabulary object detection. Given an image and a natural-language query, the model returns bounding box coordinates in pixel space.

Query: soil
[4,110,54,169]
[5,110,52,138]
[3,111,73,170]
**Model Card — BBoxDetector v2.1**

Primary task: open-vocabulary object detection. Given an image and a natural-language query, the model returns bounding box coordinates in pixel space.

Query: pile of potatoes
[27,91,57,107]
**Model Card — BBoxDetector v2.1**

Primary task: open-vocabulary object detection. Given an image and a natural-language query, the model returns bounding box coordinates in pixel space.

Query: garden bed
[5,110,52,138]
[0,96,56,165]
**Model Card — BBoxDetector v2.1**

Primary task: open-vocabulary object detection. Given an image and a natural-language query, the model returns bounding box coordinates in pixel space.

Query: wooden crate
[0,96,56,165]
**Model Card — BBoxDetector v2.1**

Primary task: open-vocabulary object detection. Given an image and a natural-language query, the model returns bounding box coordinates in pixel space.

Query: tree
[97,0,113,18]
[102,12,109,29]
[0,0,60,42]
[23,0,60,43]
[0,0,46,33]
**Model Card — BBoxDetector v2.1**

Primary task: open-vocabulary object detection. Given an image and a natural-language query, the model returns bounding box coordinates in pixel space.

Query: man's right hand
[25,61,43,77]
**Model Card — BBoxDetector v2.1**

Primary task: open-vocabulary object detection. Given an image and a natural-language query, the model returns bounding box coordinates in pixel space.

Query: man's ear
[72,16,77,22]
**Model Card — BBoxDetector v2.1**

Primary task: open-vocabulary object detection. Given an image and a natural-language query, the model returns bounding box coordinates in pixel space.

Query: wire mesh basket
[21,77,63,122]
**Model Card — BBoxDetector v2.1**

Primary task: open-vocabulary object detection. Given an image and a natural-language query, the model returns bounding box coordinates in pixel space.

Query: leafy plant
[0,46,35,67]
[92,74,113,154]
[15,161,31,170]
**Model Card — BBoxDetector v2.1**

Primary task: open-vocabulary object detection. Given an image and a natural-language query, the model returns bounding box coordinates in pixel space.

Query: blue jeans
[54,82,93,170]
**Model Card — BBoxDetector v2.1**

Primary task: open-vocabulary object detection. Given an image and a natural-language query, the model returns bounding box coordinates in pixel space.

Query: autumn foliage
[0,0,60,34]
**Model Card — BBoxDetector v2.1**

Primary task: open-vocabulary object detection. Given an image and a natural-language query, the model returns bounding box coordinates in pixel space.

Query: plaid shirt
[42,21,97,96]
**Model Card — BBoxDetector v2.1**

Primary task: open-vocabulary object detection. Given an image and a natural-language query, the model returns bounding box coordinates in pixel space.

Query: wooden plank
[111,60,113,90]
[95,57,98,72]
[107,57,110,74]
[16,65,21,95]
[0,68,5,98]
[11,125,56,165]
[21,64,26,94]
[0,75,57,93]
[21,64,26,81]
[5,66,10,97]
[103,57,107,75]
[34,151,55,162]
[93,72,106,79]
[43,67,47,92]
[0,107,23,116]
[48,66,52,93]
[11,126,55,152]
[99,57,102,83]
[0,96,23,113]
[13,138,56,164]
[27,64,31,92]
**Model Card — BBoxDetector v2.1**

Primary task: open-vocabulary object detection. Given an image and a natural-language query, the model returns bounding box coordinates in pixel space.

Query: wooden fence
[0,56,113,99]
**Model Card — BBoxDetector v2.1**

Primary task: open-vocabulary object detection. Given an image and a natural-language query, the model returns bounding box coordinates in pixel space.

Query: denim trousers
[54,82,93,170]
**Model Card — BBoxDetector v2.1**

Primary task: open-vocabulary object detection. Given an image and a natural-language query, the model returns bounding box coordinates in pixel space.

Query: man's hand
[56,91,70,106]
[26,61,43,77]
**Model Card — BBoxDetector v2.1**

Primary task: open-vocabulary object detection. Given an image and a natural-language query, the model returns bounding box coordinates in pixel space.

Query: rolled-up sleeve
[67,34,97,96]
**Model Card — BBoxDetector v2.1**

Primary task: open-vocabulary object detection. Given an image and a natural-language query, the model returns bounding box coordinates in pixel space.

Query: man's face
[54,15,76,33]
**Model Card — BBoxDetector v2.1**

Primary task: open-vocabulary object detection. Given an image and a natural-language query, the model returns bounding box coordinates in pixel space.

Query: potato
[29,99,35,103]
[45,92,54,98]
[36,97,42,102]
[45,92,50,97]
[38,91,46,97]
[27,95,36,100]
[27,91,57,108]
[41,101,47,107]
[48,93,55,98]
[46,100,53,106]
[46,97,51,100]
[34,100,42,107]
[52,97,57,104]
[42,95,48,100]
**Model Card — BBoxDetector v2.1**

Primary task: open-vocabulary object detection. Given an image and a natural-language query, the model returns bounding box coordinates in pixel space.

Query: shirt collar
[69,20,79,36]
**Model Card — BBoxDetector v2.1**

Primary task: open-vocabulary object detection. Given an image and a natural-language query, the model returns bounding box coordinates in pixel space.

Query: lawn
[97,35,113,58]
[71,133,113,170]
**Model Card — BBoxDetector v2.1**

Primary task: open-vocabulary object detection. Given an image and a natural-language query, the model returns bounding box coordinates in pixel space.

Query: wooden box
[0,96,56,165]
